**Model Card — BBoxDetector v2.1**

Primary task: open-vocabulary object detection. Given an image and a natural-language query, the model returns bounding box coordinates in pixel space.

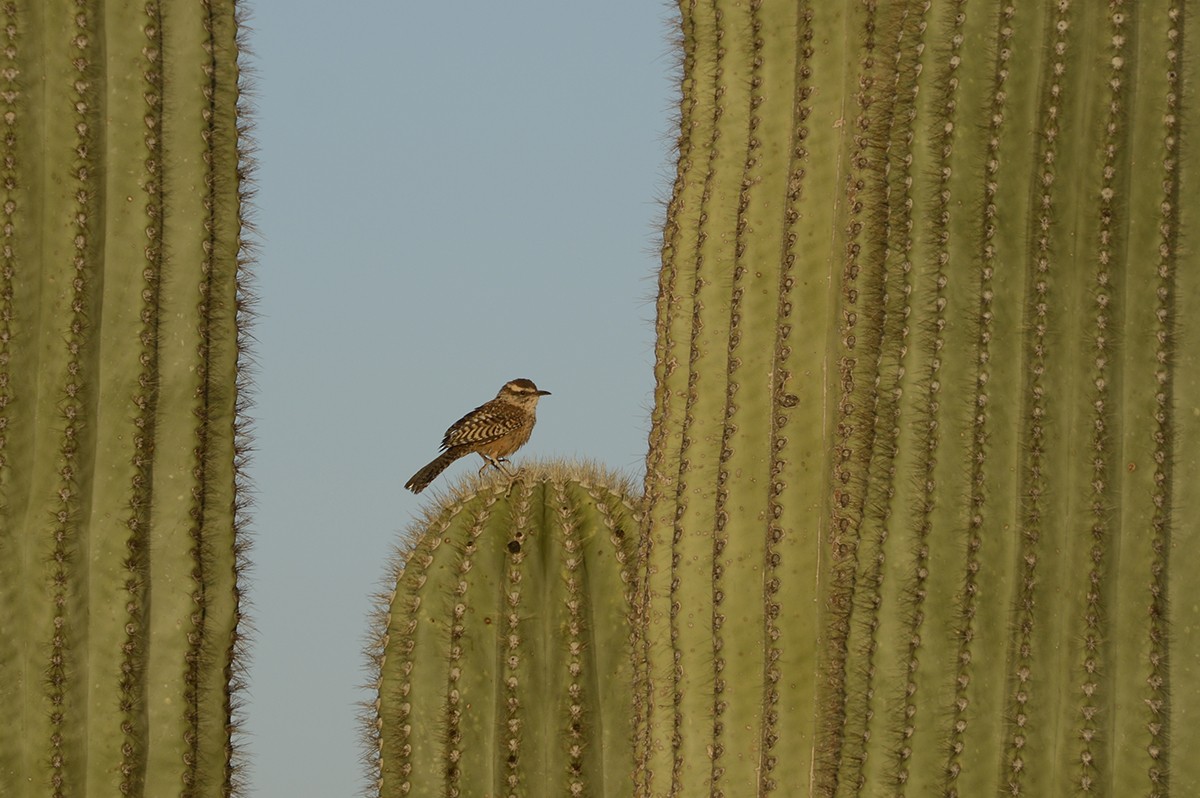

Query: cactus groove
[0,1,252,796]
[366,464,641,798]
[639,1,1200,796]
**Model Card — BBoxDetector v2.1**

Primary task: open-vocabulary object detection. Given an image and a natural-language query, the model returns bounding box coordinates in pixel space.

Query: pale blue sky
[245,1,676,794]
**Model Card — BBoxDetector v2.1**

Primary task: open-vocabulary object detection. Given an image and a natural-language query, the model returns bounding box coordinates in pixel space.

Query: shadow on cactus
[363,461,641,798]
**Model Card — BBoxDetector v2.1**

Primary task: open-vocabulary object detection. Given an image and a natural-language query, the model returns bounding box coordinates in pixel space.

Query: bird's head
[500,378,551,401]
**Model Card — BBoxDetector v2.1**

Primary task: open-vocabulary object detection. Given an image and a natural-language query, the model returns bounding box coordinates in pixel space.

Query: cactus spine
[639,1,1200,796]
[367,465,640,798]
[0,2,250,796]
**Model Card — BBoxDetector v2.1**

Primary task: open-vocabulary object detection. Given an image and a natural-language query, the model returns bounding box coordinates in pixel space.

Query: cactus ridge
[1072,4,1128,793]
[662,0,733,793]
[828,4,919,792]
[118,2,166,793]
[821,2,890,790]
[638,1,698,780]
[1004,2,1074,793]
[751,2,819,792]
[706,0,768,787]
[939,3,1013,793]
[1143,6,1183,793]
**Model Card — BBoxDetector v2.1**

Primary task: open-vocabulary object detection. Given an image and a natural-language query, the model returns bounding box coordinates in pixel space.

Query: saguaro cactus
[0,2,250,796]
[366,465,640,798]
[638,1,1200,797]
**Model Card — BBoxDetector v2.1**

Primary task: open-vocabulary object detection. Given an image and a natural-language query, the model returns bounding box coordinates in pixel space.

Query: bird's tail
[404,449,464,493]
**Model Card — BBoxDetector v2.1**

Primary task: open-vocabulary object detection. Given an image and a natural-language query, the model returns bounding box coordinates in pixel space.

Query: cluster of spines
[1145,2,1183,792]
[632,2,692,790]
[821,1,883,789]
[446,495,498,796]
[0,2,13,479]
[877,5,935,792]
[830,2,927,792]
[584,478,636,602]
[44,3,99,794]
[115,2,167,793]
[636,0,698,778]
[634,6,705,792]
[585,476,643,793]
[703,0,768,789]
[1003,1,1074,792]
[0,8,13,785]
[0,5,15,719]
[371,505,453,796]
[186,3,226,772]
[641,0,693,515]
[757,3,815,793]
[664,0,731,793]
[943,3,1012,795]
[182,1,255,792]
[945,2,1014,792]
[547,481,587,795]
[0,9,12,765]
[921,3,971,795]
[1074,2,1129,791]
[229,0,259,790]
[501,480,534,798]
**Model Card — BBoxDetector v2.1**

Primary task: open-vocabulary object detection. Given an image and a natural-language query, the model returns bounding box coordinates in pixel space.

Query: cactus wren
[404,378,551,494]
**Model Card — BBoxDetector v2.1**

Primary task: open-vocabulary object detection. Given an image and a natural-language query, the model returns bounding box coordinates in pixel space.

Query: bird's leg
[477,454,518,478]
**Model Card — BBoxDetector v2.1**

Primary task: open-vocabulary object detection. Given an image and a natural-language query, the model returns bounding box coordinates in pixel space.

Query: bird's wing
[440,401,521,448]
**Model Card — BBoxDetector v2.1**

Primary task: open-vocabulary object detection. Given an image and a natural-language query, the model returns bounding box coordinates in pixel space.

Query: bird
[404,378,551,494]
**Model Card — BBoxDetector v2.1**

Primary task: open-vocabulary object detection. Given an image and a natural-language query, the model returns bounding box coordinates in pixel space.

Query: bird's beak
[537,390,552,396]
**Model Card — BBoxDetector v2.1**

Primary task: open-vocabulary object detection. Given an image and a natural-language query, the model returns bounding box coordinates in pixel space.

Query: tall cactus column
[639,1,1200,797]
[0,2,250,797]
[638,1,849,794]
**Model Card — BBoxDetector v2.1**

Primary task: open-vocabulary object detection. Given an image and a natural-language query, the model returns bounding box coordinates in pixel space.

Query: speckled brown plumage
[404,378,551,493]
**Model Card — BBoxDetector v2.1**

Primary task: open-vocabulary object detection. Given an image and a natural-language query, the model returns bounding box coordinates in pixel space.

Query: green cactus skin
[0,2,251,796]
[639,1,1200,796]
[366,464,640,798]
[640,1,846,794]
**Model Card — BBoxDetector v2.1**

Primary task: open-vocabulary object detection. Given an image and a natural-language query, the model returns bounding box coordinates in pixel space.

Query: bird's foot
[478,456,518,478]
